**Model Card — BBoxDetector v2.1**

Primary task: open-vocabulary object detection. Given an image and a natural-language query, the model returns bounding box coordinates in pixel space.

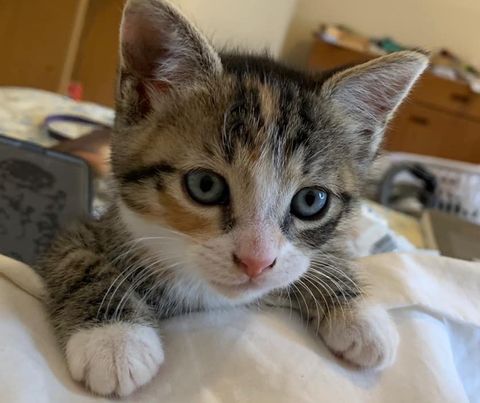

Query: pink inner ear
[342,73,406,122]
[121,9,169,79]
[119,0,222,98]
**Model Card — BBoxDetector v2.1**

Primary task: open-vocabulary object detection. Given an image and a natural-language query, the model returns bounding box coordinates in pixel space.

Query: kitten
[37,0,427,397]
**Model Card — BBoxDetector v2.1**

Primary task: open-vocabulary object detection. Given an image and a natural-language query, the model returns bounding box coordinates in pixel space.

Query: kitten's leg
[290,262,398,370]
[39,240,164,397]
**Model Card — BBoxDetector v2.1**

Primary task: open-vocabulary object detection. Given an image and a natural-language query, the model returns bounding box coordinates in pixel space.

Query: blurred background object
[282,0,480,70]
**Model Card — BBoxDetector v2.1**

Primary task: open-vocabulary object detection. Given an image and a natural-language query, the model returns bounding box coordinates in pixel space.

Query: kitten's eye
[291,188,328,219]
[184,170,229,205]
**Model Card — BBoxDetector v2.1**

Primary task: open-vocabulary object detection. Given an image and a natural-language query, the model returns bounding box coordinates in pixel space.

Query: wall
[171,0,297,57]
[282,0,480,68]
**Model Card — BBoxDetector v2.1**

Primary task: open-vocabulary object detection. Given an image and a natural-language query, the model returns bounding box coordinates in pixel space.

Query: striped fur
[37,0,428,396]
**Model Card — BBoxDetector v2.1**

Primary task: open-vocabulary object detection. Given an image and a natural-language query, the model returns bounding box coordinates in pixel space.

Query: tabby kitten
[37,0,427,397]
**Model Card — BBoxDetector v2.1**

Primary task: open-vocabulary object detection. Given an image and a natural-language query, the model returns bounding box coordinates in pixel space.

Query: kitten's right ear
[320,51,428,160]
[117,0,222,123]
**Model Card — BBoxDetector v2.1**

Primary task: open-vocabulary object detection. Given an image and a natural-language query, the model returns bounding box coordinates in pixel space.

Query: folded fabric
[0,253,478,402]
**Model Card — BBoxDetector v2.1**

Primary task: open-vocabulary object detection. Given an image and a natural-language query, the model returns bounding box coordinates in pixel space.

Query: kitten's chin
[207,278,272,302]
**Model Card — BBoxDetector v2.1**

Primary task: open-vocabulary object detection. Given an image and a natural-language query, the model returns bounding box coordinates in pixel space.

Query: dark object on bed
[377,162,437,213]
[0,134,92,265]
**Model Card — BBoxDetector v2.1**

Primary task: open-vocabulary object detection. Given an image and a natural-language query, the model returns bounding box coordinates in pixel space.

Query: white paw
[319,304,399,370]
[66,323,164,397]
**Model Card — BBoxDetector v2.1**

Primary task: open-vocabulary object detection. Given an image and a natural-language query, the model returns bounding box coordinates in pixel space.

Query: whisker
[102,251,179,320]
[307,265,352,306]
[114,259,181,321]
[295,278,323,334]
[131,265,179,319]
[310,260,363,296]
[304,271,348,331]
[290,282,310,327]
[299,274,332,334]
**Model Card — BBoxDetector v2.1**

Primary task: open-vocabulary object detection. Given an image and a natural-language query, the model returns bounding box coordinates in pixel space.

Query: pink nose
[234,254,277,278]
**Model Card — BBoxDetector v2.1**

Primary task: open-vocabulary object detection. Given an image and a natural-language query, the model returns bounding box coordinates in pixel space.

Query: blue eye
[184,170,229,205]
[291,188,328,219]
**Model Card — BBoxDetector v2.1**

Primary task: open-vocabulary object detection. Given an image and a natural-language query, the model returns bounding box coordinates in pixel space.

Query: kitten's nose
[233,253,277,278]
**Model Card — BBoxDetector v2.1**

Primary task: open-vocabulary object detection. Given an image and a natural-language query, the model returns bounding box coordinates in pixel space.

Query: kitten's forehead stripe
[276,83,296,141]
[257,83,280,124]
[221,81,263,163]
[203,143,215,157]
[220,55,328,172]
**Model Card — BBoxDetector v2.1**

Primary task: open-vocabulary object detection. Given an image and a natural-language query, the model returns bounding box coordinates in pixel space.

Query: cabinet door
[412,74,480,121]
[0,0,87,92]
[385,103,480,163]
[71,0,123,106]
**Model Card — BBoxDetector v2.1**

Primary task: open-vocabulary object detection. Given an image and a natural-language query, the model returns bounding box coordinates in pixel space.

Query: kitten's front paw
[66,323,164,397]
[319,304,398,370]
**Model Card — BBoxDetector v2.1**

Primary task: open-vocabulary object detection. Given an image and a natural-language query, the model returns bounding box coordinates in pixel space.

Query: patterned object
[0,87,114,146]
[388,152,480,225]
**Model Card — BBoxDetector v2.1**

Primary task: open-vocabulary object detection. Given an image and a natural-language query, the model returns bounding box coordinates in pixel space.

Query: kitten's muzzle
[232,253,276,278]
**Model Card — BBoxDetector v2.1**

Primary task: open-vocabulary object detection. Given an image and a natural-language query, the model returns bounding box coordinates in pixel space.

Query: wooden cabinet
[387,104,480,162]
[0,0,89,94]
[70,0,123,106]
[308,40,480,163]
[0,0,122,106]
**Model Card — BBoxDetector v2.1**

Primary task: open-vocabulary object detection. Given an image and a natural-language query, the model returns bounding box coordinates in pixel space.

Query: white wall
[171,0,297,57]
[282,0,480,68]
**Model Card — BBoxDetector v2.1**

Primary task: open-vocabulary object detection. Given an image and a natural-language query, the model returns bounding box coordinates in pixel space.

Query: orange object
[67,82,83,101]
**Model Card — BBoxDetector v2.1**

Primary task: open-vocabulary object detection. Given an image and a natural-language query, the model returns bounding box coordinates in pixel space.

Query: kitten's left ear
[321,51,428,157]
[117,0,222,123]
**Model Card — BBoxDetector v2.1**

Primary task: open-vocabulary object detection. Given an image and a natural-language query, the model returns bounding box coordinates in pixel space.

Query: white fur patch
[66,323,164,397]
[319,303,399,370]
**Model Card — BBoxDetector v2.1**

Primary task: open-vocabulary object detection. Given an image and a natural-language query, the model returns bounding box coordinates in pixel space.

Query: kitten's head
[112,0,427,304]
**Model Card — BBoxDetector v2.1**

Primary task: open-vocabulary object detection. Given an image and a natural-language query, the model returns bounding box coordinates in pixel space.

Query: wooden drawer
[412,74,480,121]
[308,40,370,71]
[385,103,480,163]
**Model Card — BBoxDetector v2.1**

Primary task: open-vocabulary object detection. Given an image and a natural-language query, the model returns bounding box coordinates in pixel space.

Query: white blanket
[0,253,479,403]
